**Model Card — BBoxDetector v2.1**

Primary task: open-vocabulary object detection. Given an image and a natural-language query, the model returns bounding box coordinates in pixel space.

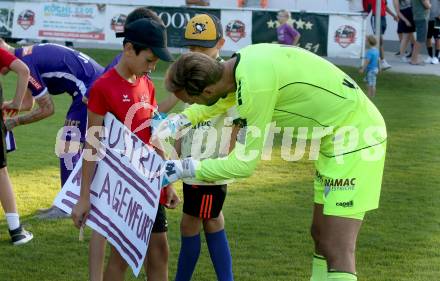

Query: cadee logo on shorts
[316,171,356,189]
[326,178,356,189]
[316,171,356,198]
[336,200,354,208]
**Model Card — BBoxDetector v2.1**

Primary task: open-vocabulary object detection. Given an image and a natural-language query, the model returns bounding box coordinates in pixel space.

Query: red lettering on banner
[38,30,105,40]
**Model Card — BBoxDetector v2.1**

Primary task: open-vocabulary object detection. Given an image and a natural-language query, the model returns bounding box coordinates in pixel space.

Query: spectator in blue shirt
[360,35,380,98]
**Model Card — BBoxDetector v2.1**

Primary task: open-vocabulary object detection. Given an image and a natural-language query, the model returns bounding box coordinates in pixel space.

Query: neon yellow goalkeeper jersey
[182,44,386,182]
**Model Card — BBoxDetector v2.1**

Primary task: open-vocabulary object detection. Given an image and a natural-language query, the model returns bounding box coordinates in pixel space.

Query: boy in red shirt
[0,48,33,245]
[72,18,178,280]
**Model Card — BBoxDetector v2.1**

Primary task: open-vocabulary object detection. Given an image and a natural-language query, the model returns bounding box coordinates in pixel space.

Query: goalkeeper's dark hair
[165,52,224,96]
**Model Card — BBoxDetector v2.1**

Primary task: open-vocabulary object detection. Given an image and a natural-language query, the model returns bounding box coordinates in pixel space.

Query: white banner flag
[327,14,365,58]
[221,10,252,53]
[54,113,164,276]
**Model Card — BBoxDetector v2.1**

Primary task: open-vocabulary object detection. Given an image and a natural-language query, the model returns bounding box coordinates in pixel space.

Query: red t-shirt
[88,68,157,144]
[88,68,169,204]
[363,0,387,16]
[0,48,17,69]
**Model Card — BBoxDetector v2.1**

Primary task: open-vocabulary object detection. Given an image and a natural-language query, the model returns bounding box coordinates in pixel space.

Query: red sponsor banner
[38,30,105,40]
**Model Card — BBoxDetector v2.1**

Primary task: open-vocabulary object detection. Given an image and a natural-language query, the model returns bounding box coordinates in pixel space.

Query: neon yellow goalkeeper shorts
[314,141,387,220]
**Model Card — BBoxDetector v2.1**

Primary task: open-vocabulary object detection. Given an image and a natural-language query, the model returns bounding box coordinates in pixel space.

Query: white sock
[5,213,20,231]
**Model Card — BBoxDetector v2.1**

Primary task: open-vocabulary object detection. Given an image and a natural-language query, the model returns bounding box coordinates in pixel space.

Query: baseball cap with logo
[116,18,174,62]
[182,13,223,48]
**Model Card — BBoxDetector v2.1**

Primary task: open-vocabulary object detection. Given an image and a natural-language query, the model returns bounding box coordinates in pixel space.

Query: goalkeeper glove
[161,158,199,187]
[151,112,191,140]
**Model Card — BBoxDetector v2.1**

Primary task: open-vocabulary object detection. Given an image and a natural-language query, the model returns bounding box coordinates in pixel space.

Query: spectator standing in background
[411,0,431,64]
[393,0,416,62]
[360,35,380,99]
[424,0,440,64]
[276,9,301,46]
[363,0,398,70]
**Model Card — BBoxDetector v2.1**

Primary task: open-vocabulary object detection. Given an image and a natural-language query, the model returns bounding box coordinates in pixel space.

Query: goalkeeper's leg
[311,204,363,280]
[310,204,328,281]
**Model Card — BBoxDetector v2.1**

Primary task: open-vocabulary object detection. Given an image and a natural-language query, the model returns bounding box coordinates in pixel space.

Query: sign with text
[54,113,164,276]
[12,2,106,41]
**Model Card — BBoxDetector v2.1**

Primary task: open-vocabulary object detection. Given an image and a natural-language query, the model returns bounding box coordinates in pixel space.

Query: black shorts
[397,7,416,33]
[182,183,227,219]
[0,83,7,169]
[427,20,440,39]
[152,204,168,233]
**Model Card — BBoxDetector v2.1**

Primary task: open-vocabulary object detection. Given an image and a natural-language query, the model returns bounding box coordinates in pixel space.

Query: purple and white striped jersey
[14,43,104,99]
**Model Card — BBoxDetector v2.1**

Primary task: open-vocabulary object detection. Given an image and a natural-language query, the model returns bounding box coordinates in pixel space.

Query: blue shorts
[366,69,378,87]
[371,16,387,35]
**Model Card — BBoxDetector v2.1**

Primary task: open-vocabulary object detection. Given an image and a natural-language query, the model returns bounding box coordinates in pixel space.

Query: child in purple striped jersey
[277,9,301,46]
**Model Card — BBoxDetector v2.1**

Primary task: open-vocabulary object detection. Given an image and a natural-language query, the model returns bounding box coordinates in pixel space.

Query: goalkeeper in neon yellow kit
[156,43,387,281]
